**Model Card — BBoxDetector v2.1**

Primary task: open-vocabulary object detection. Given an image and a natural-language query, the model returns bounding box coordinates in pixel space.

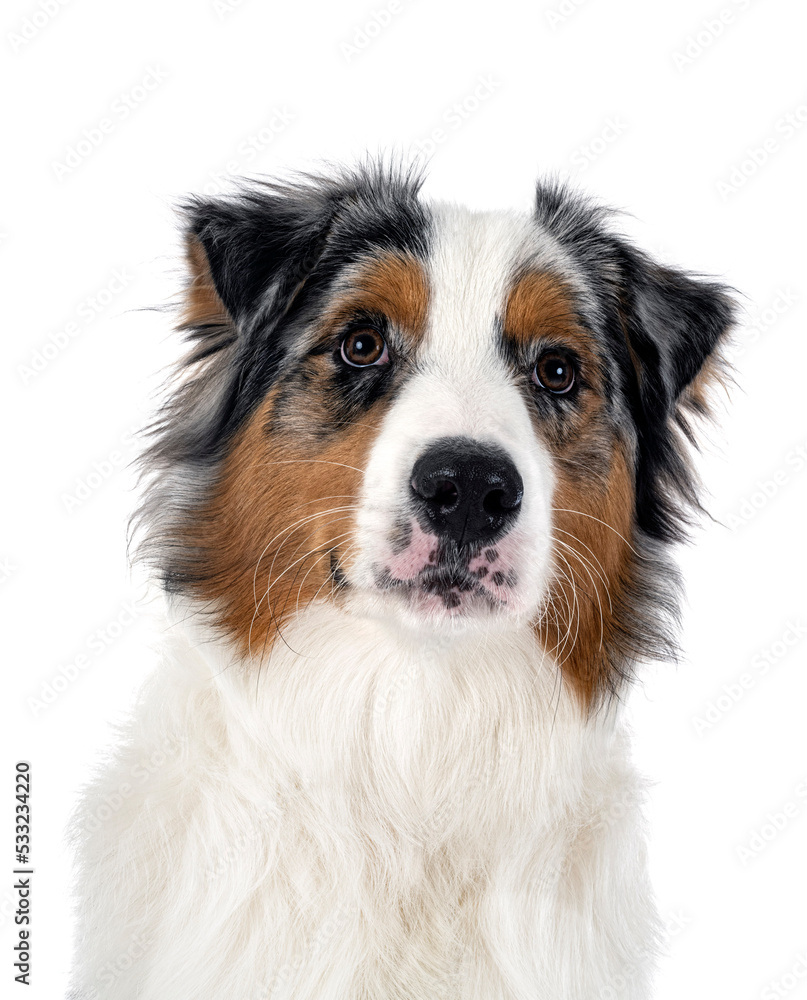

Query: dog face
[348,208,559,629]
[138,165,734,706]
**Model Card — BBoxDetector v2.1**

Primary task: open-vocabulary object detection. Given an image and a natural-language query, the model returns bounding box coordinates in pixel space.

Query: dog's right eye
[340,329,389,367]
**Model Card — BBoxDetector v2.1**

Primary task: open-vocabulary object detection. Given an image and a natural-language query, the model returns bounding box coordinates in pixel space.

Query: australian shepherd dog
[69,162,734,999]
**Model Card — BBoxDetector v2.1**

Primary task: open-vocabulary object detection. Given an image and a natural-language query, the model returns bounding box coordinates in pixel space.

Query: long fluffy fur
[70,604,659,999]
[69,162,734,999]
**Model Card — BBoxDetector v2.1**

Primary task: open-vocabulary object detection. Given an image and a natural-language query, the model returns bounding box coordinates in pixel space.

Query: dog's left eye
[532,350,576,394]
[340,329,389,367]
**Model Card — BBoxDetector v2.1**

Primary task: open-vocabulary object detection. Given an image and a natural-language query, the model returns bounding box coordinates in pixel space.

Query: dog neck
[164,597,629,845]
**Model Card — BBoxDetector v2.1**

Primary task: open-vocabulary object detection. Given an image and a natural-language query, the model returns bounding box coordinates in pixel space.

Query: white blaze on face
[350,204,557,626]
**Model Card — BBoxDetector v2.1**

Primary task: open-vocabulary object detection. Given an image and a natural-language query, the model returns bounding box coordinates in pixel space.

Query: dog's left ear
[534,181,737,542]
[613,241,736,415]
[533,181,736,416]
[608,239,737,542]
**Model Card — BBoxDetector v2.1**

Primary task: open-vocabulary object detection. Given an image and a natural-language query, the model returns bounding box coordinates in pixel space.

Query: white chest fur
[70,602,658,1000]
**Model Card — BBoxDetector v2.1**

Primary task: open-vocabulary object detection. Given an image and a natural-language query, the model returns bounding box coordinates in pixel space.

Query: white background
[3,0,806,997]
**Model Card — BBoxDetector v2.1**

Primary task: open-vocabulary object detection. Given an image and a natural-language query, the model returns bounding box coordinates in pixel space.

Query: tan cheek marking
[506,273,637,707]
[175,248,428,660]
[536,440,636,708]
[322,251,429,349]
[179,388,390,663]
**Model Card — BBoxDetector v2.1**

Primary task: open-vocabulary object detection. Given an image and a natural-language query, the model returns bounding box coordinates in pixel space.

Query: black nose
[410,437,523,547]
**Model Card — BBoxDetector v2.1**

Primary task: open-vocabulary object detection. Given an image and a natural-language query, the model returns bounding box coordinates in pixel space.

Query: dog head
[137,163,734,707]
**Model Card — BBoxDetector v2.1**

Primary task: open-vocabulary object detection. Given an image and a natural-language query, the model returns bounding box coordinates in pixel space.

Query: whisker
[249,521,355,643]
[552,527,613,611]
[248,523,355,657]
[259,514,356,610]
[541,572,572,663]
[284,493,360,512]
[252,506,359,610]
[551,508,638,554]
[548,560,581,669]
[247,515,356,654]
[294,535,355,616]
[258,458,366,475]
[554,539,606,651]
[307,540,357,610]
[261,529,355,606]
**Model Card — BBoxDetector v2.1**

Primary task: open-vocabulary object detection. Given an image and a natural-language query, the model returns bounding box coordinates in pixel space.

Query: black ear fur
[615,242,736,411]
[183,162,429,332]
[533,180,736,543]
[183,183,341,329]
[159,164,430,467]
[613,242,736,541]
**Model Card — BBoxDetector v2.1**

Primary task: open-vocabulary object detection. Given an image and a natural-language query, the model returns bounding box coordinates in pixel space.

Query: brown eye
[533,350,576,394]
[340,328,388,367]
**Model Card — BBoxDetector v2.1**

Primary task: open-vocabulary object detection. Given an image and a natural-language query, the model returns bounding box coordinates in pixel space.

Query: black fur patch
[134,164,735,710]
[174,162,430,463]
[133,162,431,589]
[533,180,737,543]
[533,179,736,704]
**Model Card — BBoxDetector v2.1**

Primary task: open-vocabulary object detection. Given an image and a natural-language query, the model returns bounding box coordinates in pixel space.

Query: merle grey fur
[132,161,735,703]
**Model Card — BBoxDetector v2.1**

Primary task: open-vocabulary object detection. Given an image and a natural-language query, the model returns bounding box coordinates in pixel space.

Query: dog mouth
[372,539,519,614]
[332,546,496,614]
[376,563,493,610]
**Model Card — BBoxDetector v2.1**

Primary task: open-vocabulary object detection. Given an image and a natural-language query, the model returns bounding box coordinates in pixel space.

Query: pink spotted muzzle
[373,438,524,614]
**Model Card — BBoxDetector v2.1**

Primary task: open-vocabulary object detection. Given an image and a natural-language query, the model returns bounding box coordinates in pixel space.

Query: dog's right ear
[181,186,338,333]
[155,185,346,470]
[179,164,429,337]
